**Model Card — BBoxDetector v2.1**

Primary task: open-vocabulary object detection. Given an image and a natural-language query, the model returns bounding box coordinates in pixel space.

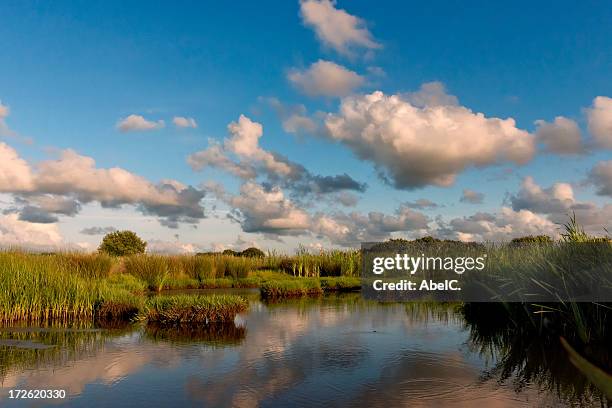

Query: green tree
[241,247,265,258]
[98,230,146,256]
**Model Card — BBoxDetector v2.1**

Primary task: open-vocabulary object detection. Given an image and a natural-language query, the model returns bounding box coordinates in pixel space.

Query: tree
[98,230,146,256]
[241,247,265,258]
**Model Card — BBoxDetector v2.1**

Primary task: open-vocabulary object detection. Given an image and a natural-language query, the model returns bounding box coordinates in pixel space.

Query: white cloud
[444,207,558,241]
[224,182,311,235]
[587,96,612,149]
[147,239,198,254]
[173,116,198,128]
[188,115,365,198]
[0,213,64,250]
[117,114,165,132]
[587,160,612,197]
[508,176,612,234]
[299,0,381,56]
[535,116,584,154]
[0,143,205,228]
[288,60,364,97]
[324,90,535,189]
[404,82,459,108]
[0,142,34,191]
[460,189,484,204]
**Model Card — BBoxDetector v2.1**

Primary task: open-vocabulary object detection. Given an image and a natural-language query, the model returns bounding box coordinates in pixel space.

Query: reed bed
[146,294,248,324]
[124,255,169,292]
[0,252,139,323]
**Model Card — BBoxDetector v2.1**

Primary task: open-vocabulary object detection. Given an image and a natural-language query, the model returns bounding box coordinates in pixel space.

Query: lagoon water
[0,290,606,407]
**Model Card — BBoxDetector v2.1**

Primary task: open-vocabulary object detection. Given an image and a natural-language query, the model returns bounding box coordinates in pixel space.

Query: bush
[240,247,265,258]
[98,231,146,256]
[511,235,553,244]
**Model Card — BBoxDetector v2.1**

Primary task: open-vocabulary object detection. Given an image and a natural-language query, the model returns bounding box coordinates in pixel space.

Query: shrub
[240,247,265,258]
[511,235,553,244]
[98,231,146,256]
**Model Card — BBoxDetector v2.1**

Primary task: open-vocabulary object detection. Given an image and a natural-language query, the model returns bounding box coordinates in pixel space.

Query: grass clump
[162,276,200,290]
[260,279,322,299]
[320,276,361,292]
[124,255,169,292]
[146,294,248,324]
[106,273,147,294]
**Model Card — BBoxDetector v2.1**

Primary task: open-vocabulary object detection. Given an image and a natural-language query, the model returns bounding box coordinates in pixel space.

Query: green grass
[146,294,248,324]
[124,255,169,292]
[320,276,361,291]
[0,251,141,323]
[260,279,323,299]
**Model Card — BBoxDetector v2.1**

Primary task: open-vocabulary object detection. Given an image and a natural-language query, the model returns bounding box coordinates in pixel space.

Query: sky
[0,0,611,253]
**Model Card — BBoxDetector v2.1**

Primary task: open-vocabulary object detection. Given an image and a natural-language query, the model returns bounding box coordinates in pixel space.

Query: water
[0,290,608,407]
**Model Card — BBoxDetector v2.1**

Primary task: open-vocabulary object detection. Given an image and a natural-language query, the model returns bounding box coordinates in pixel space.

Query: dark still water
[0,290,608,407]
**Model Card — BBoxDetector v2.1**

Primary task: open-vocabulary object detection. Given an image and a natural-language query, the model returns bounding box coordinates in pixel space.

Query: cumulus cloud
[288,60,364,97]
[404,198,439,210]
[187,115,365,198]
[264,97,319,134]
[535,116,584,154]
[404,82,459,108]
[147,239,199,254]
[80,226,117,236]
[312,205,430,245]
[587,96,612,149]
[440,207,558,242]
[117,114,165,132]
[173,116,198,128]
[299,0,381,56]
[0,142,205,228]
[587,160,612,197]
[508,176,612,234]
[0,142,34,191]
[208,181,427,244]
[460,189,484,204]
[220,182,311,235]
[0,213,64,250]
[324,90,535,189]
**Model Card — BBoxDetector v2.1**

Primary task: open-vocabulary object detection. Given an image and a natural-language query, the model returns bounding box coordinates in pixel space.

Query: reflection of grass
[146,294,248,324]
[145,322,246,345]
[0,323,119,381]
[461,302,612,405]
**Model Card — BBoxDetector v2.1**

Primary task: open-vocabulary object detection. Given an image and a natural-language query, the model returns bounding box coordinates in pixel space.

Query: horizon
[0,0,611,254]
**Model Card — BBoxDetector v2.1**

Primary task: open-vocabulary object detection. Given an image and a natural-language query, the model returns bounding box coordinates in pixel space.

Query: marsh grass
[0,252,140,323]
[146,294,248,324]
[320,276,361,291]
[124,255,169,292]
[260,279,323,299]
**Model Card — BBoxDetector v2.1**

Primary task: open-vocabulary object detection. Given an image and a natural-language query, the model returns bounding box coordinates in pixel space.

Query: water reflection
[0,294,608,407]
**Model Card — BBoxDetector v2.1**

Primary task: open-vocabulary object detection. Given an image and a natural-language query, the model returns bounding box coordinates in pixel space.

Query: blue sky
[0,0,610,252]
